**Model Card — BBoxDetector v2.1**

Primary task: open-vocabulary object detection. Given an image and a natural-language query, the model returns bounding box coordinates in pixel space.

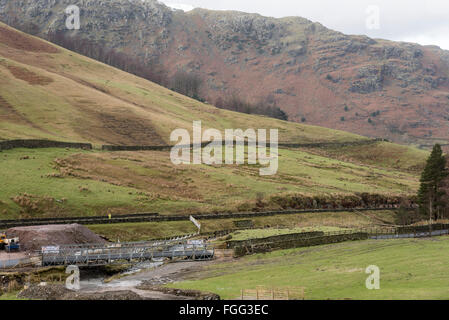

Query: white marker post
[190,215,201,234]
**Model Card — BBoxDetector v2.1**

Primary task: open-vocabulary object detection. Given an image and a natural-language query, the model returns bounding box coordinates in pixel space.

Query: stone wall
[233,232,369,257]
[0,139,92,151]
[101,139,383,152]
[226,231,325,249]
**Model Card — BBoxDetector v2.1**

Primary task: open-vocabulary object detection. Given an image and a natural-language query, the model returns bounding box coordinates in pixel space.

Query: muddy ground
[76,260,218,300]
[17,260,220,300]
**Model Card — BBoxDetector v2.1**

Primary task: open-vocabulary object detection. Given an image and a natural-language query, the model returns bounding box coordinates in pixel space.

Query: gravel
[6,224,106,251]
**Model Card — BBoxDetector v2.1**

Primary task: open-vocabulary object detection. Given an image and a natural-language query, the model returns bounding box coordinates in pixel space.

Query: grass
[0,291,27,300]
[89,221,197,242]
[202,210,397,232]
[0,22,369,145]
[311,141,428,174]
[0,148,158,218]
[229,226,344,241]
[169,237,449,300]
[87,210,398,242]
[0,23,428,219]
[0,145,419,218]
[52,148,419,207]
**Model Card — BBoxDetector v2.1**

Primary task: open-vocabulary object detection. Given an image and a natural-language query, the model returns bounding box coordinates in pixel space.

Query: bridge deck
[41,241,214,266]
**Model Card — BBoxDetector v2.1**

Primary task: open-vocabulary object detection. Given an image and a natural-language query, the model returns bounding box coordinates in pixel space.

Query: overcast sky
[160,0,449,50]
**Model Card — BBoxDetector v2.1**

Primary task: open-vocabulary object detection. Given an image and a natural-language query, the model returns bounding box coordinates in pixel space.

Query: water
[79,259,164,291]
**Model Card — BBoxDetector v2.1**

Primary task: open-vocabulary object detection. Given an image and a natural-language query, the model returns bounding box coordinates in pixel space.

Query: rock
[136,284,221,300]
[288,45,306,57]
[18,284,144,300]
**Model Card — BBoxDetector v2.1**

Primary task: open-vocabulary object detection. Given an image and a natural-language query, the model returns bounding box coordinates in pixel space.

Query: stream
[79,260,164,292]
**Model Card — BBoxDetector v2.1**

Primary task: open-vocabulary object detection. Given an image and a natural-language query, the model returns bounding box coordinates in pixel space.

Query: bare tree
[170,70,203,99]
[47,31,167,85]
[215,94,288,120]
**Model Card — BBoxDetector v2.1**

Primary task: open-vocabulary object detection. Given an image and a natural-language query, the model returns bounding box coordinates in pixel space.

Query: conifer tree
[418,144,447,220]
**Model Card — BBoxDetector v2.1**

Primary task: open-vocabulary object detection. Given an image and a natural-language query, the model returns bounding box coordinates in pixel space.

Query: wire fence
[241,286,305,300]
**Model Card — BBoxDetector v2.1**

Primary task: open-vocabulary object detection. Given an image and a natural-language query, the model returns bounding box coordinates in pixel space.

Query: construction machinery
[0,232,20,252]
[5,238,20,252]
[0,232,7,250]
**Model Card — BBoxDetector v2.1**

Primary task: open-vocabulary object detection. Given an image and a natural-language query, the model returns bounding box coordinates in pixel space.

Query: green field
[0,148,155,218]
[0,145,422,218]
[169,237,449,300]
[0,23,429,219]
[228,226,344,241]
[89,220,197,242]
[0,291,27,300]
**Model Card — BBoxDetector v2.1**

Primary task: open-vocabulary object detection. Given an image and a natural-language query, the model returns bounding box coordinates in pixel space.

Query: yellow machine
[0,232,20,251]
[0,232,7,249]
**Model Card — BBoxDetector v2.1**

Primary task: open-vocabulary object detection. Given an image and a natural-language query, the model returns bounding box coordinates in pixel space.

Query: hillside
[0,22,429,218]
[1,0,448,146]
[0,22,363,145]
[170,237,449,299]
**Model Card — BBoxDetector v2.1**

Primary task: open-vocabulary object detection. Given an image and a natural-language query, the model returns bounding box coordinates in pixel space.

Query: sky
[160,0,449,50]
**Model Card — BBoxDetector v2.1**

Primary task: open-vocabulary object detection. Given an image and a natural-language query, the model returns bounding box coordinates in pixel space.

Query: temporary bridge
[41,238,214,267]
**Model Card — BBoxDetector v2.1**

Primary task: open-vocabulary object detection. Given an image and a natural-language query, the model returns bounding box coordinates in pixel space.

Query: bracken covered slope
[0,23,429,218]
[0,21,363,145]
[1,0,448,146]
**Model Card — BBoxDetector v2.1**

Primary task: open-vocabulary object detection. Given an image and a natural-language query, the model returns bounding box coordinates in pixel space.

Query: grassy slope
[228,226,343,241]
[0,291,27,300]
[0,147,420,217]
[89,210,396,242]
[0,148,146,218]
[310,141,429,173]
[0,22,364,145]
[170,237,449,300]
[0,23,428,218]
